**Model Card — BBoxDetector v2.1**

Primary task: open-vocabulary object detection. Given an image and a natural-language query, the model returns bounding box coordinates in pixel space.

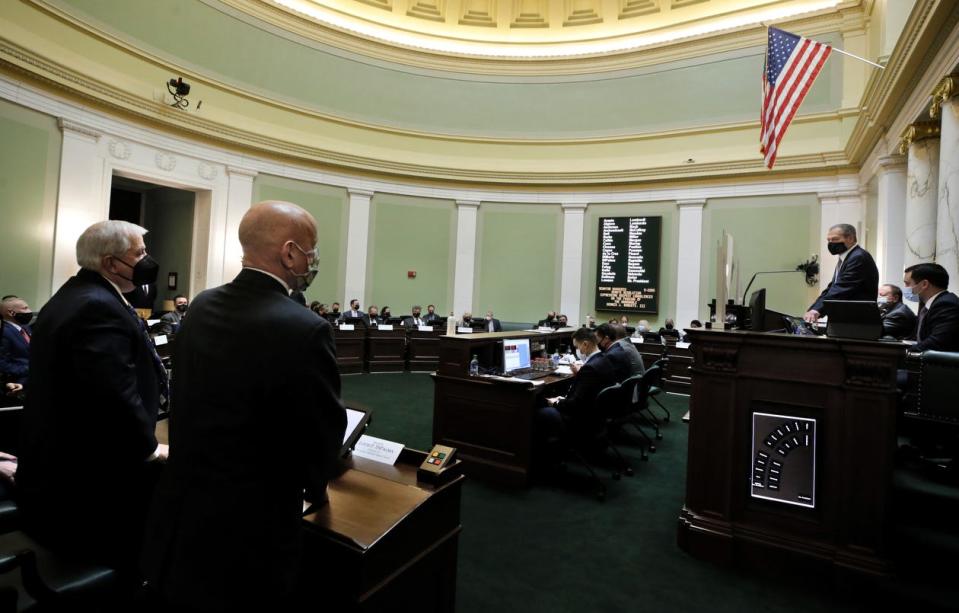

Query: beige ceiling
[259,0,848,58]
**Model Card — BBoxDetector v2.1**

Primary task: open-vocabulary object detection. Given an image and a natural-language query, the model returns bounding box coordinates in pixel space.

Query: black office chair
[904,350,959,475]
[611,374,653,460]
[646,358,671,423]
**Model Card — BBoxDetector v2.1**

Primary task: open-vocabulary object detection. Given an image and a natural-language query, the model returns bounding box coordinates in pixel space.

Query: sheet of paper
[352,435,404,465]
[457,326,473,334]
[154,335,168,346]
[676,341,690,349]
[555,365,572,375]
[630,337,642,344]
[147,319,161,326]
[339,324,355,331]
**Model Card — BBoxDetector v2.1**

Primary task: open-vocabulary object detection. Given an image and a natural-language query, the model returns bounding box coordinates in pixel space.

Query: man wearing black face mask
[804,223,879,324]
[17,220,168,588]
[144,201,345,612]
[158,294,189,336]
[0,295,34,387]
[877,284,916,339]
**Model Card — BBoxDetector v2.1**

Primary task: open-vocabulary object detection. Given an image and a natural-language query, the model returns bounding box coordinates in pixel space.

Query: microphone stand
[741,270,803,305]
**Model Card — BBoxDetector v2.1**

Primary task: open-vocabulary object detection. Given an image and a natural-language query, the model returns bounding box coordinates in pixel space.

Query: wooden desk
[408,328,442,371]
[301,450,463,612]
[366,328,407,373]
[434,330,573,486]
[334,327,367,374]
[634,339,693,394]
[678,329,905,577]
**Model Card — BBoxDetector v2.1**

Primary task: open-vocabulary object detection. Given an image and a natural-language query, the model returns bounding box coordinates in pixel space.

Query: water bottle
[469,354,479,376]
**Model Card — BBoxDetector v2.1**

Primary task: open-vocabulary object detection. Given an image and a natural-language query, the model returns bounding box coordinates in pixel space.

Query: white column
[452,200,480,318]
[559,202,587,326]
[874,155,907,284]
[52,119,107,292]
[675,199,705,329]
[903,129,940,268]
[221,167,257,285]
[343,188,373,306]
[934,84,959,285]
[817,190,864,291]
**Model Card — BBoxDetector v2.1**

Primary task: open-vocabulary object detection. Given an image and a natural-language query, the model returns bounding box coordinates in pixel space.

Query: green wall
[475,203,562,323]
[701,195,820,318]
[367,194,455,316]
[0,99,60,309]
[52,0,843,138]
[252,174,348,305]
[143,187,195,307]
[581,202,678,328]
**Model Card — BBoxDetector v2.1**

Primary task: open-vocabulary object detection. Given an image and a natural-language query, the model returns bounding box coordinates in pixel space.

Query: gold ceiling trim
[212,0,862,76]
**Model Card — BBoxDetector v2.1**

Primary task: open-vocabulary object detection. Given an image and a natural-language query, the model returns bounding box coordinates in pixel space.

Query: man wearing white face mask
[903,263,959,352]
[877,284,916,339]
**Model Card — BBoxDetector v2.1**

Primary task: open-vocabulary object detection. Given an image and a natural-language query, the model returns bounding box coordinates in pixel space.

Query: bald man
[144,201,347,612]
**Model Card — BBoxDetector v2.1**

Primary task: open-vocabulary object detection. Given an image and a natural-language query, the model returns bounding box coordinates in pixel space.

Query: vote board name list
[595,216,661,313]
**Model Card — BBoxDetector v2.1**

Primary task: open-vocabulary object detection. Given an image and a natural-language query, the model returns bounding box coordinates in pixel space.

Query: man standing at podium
[144,201,347,612]
[804,224,879,323]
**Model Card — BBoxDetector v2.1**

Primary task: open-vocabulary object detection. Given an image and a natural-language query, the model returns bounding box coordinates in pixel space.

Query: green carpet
[341,373,949,613]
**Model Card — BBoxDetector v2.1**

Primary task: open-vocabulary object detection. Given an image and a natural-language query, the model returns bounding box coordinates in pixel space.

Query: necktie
[123,302,170,408]
[916,303,927,342]
[20,328,30,344]
[833,257,843,283]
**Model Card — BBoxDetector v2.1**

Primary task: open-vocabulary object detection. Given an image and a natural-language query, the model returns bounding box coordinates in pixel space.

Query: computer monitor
[749,288,766,331]
[823,300,882,340]
[502,338,531,373]
[386,317,405,326]
[341,316,365,327]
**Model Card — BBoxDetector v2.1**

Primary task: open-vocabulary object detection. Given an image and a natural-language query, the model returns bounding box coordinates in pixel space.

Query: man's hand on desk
[570,363,581,375]
[0,453,17,485]
[803,309,821,324]
[148,443,170,463]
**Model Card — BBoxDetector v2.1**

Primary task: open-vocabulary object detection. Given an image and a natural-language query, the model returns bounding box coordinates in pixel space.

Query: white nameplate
[630,337,642,344]
[418,325,433,332]
[676,341,691,349]
[457,326,473,333]
[537,326,554,332]
[378,324,394,331]
[352,435,404,465]
[153,335,168,346]
[339,324,355,331]
[147,319,161,326]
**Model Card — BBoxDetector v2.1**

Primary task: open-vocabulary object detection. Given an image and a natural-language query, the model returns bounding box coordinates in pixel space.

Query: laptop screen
[502,338,531,372]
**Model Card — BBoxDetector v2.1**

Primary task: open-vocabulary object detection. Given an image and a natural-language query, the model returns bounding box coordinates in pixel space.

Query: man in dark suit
[597,324,644,382]
[878,283,917,339]
[339,298,363,322]
[365,305,381,327]
[537,311,557,327]
[423,304,440,324]
[17,220,168,579]
[143,201,346,612]
[904,263,959,352]
[157,294,188,336]
[124,281,158,312]
[804,223,879,323]
[484,310,502,333]
[539,327,617,453]
[404,305,426,329]
[0,296,33,386]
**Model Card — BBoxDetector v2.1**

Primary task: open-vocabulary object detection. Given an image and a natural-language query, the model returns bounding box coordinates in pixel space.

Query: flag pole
[761,23,885,70]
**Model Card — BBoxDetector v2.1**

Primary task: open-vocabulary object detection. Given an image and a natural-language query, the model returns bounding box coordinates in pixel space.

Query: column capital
[897,121,941,155]
[347,187,374,199]
[455,199,481,209]
[930,74,959,119]
[876,155,906,173]
[57,118,100,142]
[676,198,706,208]
[226,166,258,179]
[560,202,588,211]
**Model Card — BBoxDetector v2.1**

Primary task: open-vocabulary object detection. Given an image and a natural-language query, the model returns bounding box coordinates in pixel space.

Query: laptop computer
[823,300,882,341]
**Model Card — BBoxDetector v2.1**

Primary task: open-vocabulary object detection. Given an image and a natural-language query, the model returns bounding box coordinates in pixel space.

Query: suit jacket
[423,312,440,324]
[157,310,185,336]
[556,353,617,436]
[364,314,382,327]
[0,320,31,385]
[403,315,428,329]
[881,302,917,339]
[143,268,346,611]
[484,318,502,333]
[123,282,158,312]
[17,269,160,567]
[915,291,959,353]
[810,245,879,315]
[606,339,645,382]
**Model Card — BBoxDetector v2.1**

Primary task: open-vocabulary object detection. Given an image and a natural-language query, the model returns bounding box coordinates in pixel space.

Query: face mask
[638,325,647,333]
[903,287,920,303]
[117,254,160,286]
[575,348,584,361]
[665,323,674,330]
[827,242,848,255]
[13,312,33,326]
[175,304,188,313]
[290,242,319,292]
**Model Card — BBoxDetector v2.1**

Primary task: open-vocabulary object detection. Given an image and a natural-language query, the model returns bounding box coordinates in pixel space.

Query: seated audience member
[380,305,394,321]
[619,315,629,326]
[405,305,425,328]
[596,323,631,382]
[658,318,681,339]
[17,220,167,582]
[682,319,703,341]
[538,328,617,455]
[0,296,33,386]
[637,319,651,334]
[365,305,381,327]
[585,315,596,328]
[423,304,440,324]
[459,312,474,328]
[330,302,341,317]
[878,283,917,339]
[610,324,645,377]
[904,263,959,352]
[158,294,188,335]
[340,298,363,321]
[557,314,569,327]
[309,301,326,317]
[485,310,502,332]
[537,311,557,327]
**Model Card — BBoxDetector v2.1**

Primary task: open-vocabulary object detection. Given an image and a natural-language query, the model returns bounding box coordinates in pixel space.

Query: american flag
[760,27,832,169]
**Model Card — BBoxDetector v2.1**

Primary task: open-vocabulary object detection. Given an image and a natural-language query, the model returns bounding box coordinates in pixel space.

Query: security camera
[167,77,191,109]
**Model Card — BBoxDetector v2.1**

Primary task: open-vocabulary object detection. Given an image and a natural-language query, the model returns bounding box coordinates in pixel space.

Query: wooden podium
[678,329,905,577]
[301,450,463,612]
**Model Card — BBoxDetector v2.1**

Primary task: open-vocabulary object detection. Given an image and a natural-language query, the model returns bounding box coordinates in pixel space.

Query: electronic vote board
[595,216,661,313]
